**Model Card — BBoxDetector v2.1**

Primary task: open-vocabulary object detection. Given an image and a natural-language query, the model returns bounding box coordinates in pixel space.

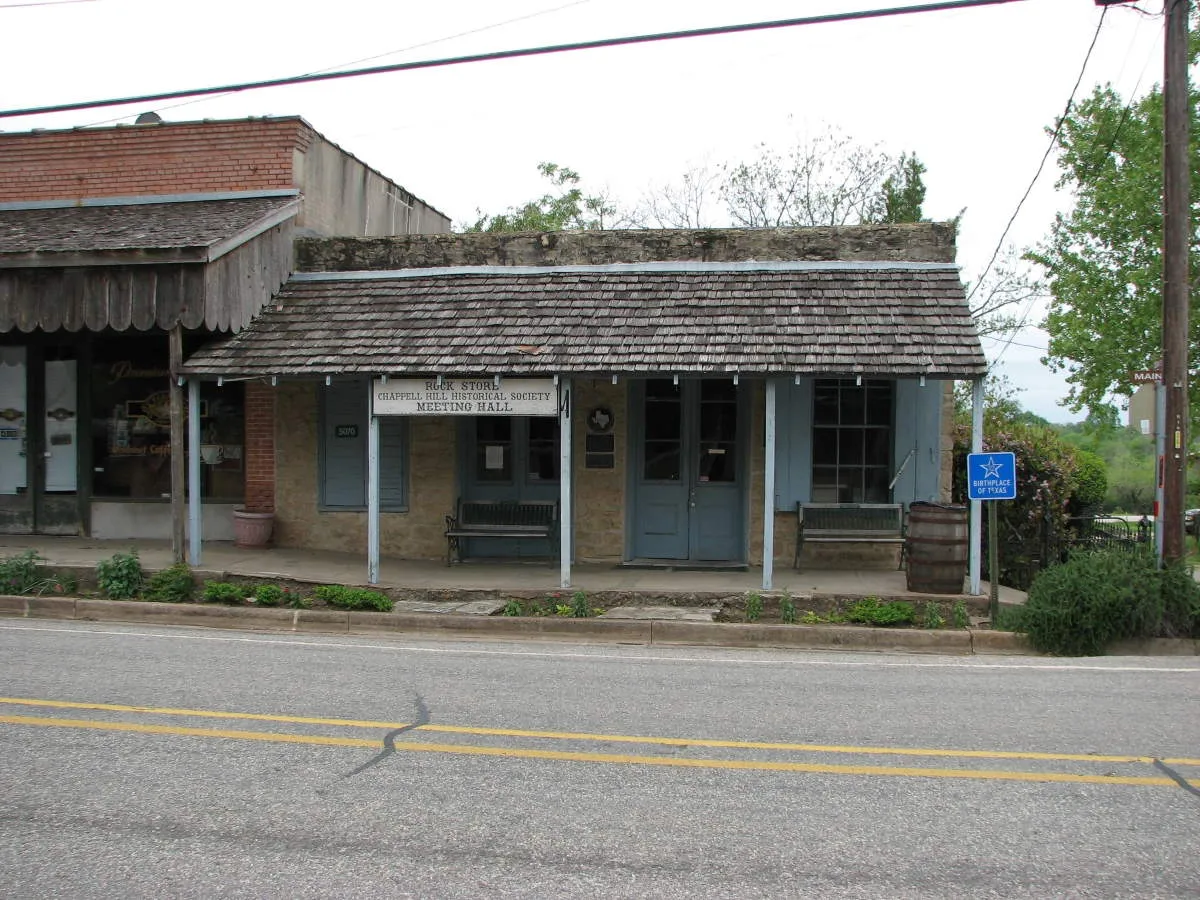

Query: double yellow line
[2,696,1197,788]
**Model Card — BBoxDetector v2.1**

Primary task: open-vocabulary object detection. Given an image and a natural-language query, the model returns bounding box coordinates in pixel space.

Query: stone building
[0,116,448,541]
[180,225,987,585]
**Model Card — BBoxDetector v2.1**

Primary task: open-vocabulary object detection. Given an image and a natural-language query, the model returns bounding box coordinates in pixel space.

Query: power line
[0,0,95,6]
[0,0,1027,120]
[983,4,1110,372]
[81,0,596,127]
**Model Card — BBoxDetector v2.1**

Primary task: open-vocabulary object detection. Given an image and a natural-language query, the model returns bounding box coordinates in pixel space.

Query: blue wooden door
[632,379,744,562]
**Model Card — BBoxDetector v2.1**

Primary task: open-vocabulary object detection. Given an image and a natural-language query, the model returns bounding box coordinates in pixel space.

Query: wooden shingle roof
[180,262,987,379]
[0,195,299,262]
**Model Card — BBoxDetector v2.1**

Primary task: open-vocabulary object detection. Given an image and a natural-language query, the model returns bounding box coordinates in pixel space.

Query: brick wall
[243,381,276,513]
[297,223,959,271]
[0,117,308,203]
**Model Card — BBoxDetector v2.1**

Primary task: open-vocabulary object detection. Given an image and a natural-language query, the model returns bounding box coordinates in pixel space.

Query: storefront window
[812,378,892,503]
[91,337,244,501]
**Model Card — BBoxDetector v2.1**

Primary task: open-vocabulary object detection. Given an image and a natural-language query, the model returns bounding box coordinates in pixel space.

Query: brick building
[0,116,448,541]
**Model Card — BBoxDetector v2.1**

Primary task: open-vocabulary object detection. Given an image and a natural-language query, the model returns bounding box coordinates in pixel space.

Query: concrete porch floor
[0,535,1025,605]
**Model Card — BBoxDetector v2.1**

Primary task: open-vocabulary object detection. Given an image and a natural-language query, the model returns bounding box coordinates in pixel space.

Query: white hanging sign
[372,378,558,416]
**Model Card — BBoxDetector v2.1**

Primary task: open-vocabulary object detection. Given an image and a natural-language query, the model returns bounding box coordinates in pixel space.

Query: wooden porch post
[168,326,185,564]
[969,378,983,595]
[762,378,776,591]
[559,377,572,589]
[187,377,202,564]
[367,379,380,585]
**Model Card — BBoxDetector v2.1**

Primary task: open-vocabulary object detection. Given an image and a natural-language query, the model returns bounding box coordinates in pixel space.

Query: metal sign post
[966,451,1017,624]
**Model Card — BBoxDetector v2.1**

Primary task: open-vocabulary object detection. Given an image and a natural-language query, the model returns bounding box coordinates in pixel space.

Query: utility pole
[1162,0,1191,562]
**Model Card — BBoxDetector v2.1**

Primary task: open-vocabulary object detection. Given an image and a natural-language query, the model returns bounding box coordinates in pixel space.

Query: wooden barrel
[905,502,969,594]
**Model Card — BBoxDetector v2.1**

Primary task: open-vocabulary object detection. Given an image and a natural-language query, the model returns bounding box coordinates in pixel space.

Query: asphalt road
[0,620,1197,899]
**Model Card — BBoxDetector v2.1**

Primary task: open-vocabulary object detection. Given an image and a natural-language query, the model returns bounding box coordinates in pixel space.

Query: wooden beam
[169,325,185,564]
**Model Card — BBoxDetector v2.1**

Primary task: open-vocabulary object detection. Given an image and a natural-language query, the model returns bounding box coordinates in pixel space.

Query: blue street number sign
[966,452,1017,501]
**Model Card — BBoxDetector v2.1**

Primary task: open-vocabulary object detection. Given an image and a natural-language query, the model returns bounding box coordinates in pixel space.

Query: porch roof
[0,194,299,266]
[179,261,988,379]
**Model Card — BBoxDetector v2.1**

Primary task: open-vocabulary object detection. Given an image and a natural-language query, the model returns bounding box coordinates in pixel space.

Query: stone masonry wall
[296,223,958,272]
[272,382,454,558]
[571,379,626,561]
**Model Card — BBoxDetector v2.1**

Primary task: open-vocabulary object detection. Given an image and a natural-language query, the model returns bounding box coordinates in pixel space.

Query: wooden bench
[794,502,906,570]
[444,499,559,565]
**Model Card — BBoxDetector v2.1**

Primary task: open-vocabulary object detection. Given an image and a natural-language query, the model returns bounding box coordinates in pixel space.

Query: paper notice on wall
[485,445,505,470]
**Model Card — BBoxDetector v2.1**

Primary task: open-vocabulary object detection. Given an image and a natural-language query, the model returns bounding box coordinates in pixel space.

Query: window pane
[698,444,735,482]
[526,417,559,482]
[645,399,681,440]
[812,429,837,465]
[699,401,737,441]
[645,378,679,401]
[813,384,838,425]
[865,429,890,465]
[644,441,680,480]
[866,387,892,425]
[841,387,865,425]
[838,430,864,465]
[700,378,737,402]
[812,467,843,502]
[865,467,890,502]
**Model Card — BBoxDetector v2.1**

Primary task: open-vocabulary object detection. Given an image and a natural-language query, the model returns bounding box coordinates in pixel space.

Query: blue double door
[631,378,746,563]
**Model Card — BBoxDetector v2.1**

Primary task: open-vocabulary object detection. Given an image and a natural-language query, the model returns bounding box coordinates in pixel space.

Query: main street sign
[1130,369,1162,385]
[966,452,1017,501]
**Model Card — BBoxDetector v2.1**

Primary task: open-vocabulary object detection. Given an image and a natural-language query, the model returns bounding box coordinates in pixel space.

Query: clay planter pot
[232,508,274,548]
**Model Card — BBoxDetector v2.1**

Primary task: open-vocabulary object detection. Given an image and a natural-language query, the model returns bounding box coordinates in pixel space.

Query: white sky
[0,0,1169,423]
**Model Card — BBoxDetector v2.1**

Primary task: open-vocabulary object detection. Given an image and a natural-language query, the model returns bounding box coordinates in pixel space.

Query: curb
[2,596,1197,657]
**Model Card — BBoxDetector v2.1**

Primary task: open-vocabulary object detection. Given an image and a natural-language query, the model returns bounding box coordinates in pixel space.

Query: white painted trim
[560,378,573,589]
[969,379,984,595]
[367,384,381,585]
[762,379,776,591]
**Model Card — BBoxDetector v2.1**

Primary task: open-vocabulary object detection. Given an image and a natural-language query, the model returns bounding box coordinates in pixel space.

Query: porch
[0,535,1019,605]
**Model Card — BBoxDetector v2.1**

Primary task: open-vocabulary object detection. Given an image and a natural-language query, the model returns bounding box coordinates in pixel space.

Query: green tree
[463,162,619,232]
[879,152,927,223]
[1029,25,1200,425]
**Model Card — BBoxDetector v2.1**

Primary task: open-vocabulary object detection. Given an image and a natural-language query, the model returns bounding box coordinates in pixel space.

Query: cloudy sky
[0,0,1168,422]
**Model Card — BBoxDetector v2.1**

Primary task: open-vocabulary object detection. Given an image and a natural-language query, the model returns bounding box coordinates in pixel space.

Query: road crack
[343,694,430,778]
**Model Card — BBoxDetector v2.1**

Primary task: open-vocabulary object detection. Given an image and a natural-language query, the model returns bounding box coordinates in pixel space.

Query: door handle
[43,451,52,458]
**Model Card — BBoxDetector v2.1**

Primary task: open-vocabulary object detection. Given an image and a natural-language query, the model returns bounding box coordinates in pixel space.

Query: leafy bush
[1021,548,1199,655]
[953,422,1078,590]
[97,551,143,600]
[922,601,945,629]
[203,581,245,605]
[952,599,970,629]
[252,584,284,607]
[502,598,523,616]
[0,550,42,595]
[315,585,394,612]
[570,590,591,618]
[780,592,797,624]
[143,564,195,603]
[1070,449,1108,513]
[745,592,763,622]
[845,597,915,627]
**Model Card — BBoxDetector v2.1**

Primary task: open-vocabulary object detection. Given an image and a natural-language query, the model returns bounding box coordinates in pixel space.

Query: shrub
[97,551,143,600]
[502,598,523,616]
[953,422,1078,590]
[1020,547,1198,655]
[745,592,763,623]
[922,601,945,630]
[143,564,195,603]
[203,581,245,605]
[780,591,797,624]
[570,590,591,618]
[0,550,42,595]
[252,584,284,607]
[845,597,915,627]
[952,599,970,629]
[315,585,394,612]
[1069,450,1108,513]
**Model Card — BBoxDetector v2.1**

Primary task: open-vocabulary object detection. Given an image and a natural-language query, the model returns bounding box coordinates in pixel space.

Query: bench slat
[445,498,559,565]
[795,501,905,571]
